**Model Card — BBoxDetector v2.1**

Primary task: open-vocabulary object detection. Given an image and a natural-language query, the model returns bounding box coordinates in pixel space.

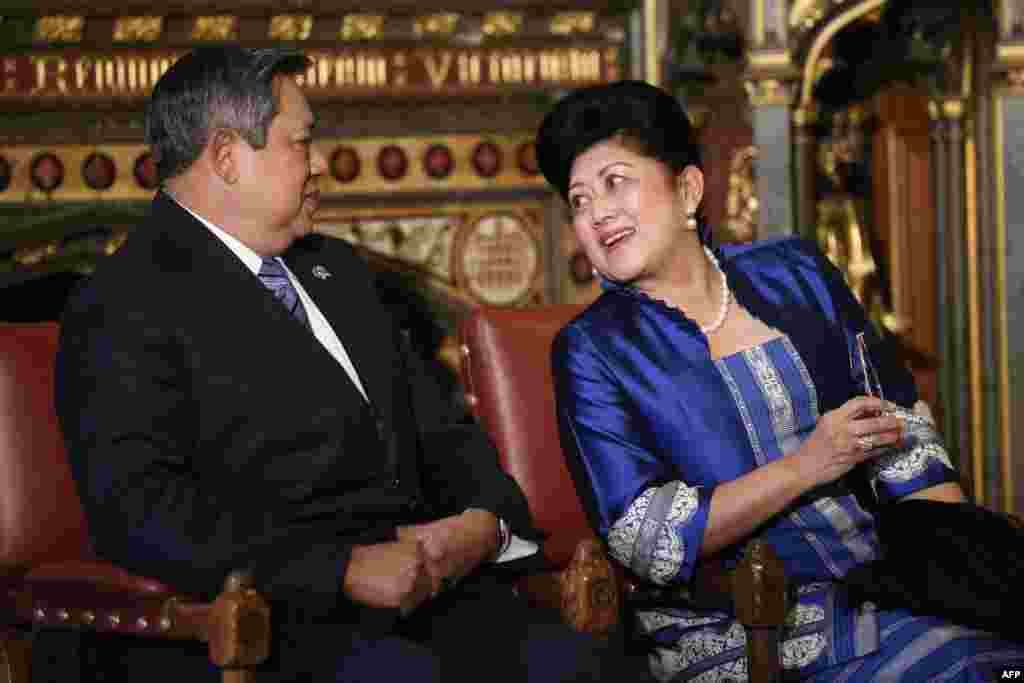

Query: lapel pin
[312,265,331,280]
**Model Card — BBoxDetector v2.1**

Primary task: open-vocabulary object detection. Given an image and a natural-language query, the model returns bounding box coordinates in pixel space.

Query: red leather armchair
[458,305,788,682]
[0,323,270,683]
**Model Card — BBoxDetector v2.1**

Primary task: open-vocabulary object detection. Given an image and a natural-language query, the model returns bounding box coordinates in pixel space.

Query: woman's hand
[793,395,903,487]
[704,396,904,556]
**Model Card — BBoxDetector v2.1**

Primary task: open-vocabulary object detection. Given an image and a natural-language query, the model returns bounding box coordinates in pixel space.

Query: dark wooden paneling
[872,87,938,414]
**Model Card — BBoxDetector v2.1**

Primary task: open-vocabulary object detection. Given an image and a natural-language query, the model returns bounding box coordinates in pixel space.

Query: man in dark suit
[55,46,642,681]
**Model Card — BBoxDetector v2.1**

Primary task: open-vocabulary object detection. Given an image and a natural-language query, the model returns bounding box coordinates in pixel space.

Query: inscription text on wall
[1,46,619,103]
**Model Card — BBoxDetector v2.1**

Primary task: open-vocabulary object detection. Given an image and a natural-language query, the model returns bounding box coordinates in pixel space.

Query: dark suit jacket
[55,192,542,648]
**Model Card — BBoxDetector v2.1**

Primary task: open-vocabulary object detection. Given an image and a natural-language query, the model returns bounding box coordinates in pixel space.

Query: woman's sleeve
[815,248,959,502]
[865,406,959,502]
[552,323,713,586]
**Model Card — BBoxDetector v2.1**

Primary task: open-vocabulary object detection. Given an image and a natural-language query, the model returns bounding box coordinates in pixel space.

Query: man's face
[234,76,326,254]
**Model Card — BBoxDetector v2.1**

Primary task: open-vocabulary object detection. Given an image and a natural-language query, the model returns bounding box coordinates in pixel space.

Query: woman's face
[567,137,693,289]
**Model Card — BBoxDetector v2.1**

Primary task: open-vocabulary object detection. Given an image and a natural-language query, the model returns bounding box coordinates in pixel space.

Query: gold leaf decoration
[192,16,238,42]
[35,16,84,42]
[482,12,523,37]
[413,13,461,37]
[269,15,313,41]
[550,12,595,36]
[340,14,384,41]
[113,16,163,42]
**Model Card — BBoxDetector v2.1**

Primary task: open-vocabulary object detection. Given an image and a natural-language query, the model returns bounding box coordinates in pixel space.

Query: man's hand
[342,541,433,615]
[397,509,499,595]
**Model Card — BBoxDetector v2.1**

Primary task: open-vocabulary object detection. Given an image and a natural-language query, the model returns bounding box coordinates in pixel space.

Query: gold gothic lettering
[300,53,388,88]
[423,52,453,88]
[3,48,607,101]
[30,56,69,95]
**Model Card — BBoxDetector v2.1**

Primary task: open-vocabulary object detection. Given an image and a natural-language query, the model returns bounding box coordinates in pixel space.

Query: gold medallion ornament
[192,16,238,42]
[482,12,523,38]
[113,17,163,43]
[459,213,539,306]
[340,15,384,41]
[413,13,461,38]
[550,12,595,36]
[35,16,84,42]
[269,15,313,42]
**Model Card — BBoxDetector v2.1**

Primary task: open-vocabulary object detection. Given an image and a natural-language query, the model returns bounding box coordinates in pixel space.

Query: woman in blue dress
[537,81,1024,681]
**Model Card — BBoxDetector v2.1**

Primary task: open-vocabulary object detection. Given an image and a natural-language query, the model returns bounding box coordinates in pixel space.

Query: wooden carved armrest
[515,538,621,637]
[195,571,271,670]
[732,540,787,683]
[11,569,270,674]
[558,538,620,635]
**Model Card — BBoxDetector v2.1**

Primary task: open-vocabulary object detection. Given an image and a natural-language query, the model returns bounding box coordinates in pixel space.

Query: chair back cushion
[459,305,589,568]
[0,322,91,567]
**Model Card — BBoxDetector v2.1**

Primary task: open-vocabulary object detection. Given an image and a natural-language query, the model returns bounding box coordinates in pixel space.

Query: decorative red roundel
[30,153,64,192]
[423,144,454,180]
[377,145,408,181]
[471,141,502,178]
[516,141,539,176]
[330,146,361,184]
[134,152,159,189]
[83,153,117,191]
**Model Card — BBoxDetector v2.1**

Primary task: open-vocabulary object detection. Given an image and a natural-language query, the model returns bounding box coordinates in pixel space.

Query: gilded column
[745,0,797,238]
[929,96,973,496]
[990,5,1024,513]
[792,104,819,240]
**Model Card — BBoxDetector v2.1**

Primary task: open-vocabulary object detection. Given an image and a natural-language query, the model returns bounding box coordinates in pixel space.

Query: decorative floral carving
[482,12,523,37]
[413,13,460,38]
[113,16,163,42]
[340,14,384,41]
[269,15,313,41]
[550,12,595,36]
[35,16,84,42]
[192,16,238,42]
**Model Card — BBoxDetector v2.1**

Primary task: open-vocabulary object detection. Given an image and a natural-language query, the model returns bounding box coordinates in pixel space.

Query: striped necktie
[258,256,310,329]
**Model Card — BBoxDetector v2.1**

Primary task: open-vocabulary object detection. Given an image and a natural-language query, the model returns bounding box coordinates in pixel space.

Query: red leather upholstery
[0,322,174,598]
[0,323,271,681]
[459,305,589,568]
[0,323,90,569]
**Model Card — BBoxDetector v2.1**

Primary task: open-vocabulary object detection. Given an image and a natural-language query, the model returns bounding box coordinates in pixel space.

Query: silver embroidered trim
[783,336,819,420]
[646,607,828,682]
[783,634,828,669]
[869,405,954,488]
[607,483,700,585]
[716,359,766,465]
[784,603,826,628]
[650,485,700,584]
[744,344,796,443]
[607,487,654,569]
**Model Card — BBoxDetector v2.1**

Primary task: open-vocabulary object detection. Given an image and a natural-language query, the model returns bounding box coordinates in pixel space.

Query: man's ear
[210,128,239,184]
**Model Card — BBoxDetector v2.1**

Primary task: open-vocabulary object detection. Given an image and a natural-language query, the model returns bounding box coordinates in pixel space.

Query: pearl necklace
[699,246,731,335]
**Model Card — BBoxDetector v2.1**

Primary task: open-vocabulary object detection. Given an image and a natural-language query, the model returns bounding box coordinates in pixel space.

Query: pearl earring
[685,211,698,231]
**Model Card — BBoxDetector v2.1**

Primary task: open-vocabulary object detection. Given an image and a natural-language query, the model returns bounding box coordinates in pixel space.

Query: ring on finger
[857,435,875,450]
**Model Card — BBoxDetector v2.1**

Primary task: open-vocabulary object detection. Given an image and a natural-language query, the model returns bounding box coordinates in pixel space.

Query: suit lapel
[150,193,371,409]
[286,240,395,417]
